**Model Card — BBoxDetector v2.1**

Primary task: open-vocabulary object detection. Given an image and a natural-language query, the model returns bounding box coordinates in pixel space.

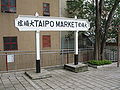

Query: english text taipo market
[17,20,88,28]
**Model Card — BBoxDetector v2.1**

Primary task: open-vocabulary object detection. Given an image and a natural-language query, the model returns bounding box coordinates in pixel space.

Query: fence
[0,47,118,72]
[104,46,118,62]
[0,51,35,71]
[0,48,94,72]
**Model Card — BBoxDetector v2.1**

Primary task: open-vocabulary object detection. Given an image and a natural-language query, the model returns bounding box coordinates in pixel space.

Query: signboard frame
[15,13,90,73]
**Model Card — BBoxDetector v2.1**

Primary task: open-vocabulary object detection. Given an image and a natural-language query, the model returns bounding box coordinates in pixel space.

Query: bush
[88,60,112,66]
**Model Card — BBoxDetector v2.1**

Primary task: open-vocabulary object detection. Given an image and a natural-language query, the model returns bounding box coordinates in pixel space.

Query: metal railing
[0,48,94,72]
[104,46,118,62]
[0,47,118,72]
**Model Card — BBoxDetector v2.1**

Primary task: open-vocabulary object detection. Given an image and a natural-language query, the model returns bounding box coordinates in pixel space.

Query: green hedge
[88,60,112,66]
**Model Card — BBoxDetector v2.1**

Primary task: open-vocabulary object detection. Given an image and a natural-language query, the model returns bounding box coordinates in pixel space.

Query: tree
[95,0,120,60]
[65,0,120,60]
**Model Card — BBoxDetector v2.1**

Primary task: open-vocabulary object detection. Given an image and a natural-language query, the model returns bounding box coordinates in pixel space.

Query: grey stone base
[25,69,52,80]
[64,63,88,73]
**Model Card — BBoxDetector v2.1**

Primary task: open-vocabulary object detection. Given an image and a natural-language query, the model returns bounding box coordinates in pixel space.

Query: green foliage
[88,60,112,66]
[66,0,84,18]
[65,0,120,39]
[105,0,120,40]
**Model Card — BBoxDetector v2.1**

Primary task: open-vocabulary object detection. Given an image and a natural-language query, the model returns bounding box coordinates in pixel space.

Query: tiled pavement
[0,63,120,90]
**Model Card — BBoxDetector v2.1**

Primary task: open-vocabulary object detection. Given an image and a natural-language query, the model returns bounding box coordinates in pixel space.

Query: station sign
[15,15,90,31]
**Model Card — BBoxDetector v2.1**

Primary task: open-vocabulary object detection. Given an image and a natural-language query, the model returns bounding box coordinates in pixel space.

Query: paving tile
[74,88,84,90]
[14,84,25,90]
[54,87,64,90]
[0,86,5,90]
[60,85,69,89]
[40,85,51,89]
[5,87,16,90]
[46,88,54,90]
[25,86,36,90]
[0,63,120,90]
[64,88,74,90]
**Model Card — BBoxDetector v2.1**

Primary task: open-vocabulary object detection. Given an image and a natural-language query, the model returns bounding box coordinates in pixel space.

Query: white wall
[59,0,67,17]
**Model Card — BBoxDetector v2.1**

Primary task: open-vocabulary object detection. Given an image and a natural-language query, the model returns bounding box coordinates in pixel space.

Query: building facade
[0,0,63,71]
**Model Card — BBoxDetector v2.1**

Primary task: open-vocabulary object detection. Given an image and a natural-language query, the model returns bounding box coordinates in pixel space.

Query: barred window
[3,37,18,51]
[1,0,16,13]
[43,3,50,16]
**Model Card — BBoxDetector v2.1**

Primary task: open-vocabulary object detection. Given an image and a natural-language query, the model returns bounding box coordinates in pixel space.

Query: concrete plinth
[25,69,52,80]
[64,63,88,73]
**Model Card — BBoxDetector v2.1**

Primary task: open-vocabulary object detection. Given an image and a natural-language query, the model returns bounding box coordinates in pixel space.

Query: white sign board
[15,15,90,31]
[7,54,14,63]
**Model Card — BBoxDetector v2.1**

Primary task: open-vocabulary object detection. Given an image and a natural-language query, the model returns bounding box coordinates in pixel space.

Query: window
[43,3,50,16]
[3,37,18,51]
[42,35,51,48]
[1,0,16,13]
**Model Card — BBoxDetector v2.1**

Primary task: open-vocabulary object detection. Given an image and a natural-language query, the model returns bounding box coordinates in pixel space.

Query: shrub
[88,60,112,66]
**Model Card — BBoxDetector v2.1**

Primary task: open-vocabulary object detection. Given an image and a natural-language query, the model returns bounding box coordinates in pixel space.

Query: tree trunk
[100,39,105,60]
[95,0,101,60]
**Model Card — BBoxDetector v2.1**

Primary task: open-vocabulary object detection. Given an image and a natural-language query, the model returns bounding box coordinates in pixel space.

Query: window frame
[1,0,16,13]
[43,3,50,16]
[3,37,18,51]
